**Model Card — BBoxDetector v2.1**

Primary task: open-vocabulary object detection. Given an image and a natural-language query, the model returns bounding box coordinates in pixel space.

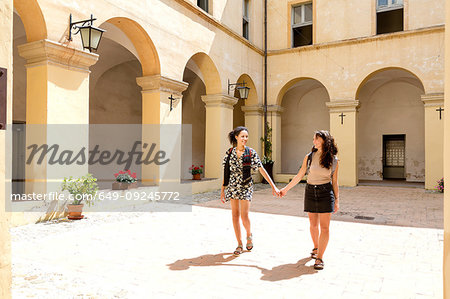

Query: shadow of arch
[184,52,222,94]
[14,0,47,42]
[276,77,330,106]
[355,67,425,100]
[105,17,160,76]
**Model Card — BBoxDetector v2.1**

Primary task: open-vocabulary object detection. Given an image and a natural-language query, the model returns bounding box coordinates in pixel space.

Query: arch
[276,77,330,106]
[106,17,160,76]
[236,74,258,106]
[184,52,221,94]
[355,67,425,100]
[14,0,47,42]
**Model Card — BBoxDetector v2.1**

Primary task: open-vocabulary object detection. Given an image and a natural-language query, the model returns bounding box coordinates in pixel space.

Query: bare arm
[258,166,279,195]
[332,161,339,213]
[281,155,309,194]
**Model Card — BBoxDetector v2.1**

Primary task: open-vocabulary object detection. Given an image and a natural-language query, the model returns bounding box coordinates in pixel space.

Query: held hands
[272,186,288,198]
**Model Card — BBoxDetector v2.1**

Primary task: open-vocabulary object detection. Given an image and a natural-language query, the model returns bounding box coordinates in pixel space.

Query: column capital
[326,100,360,113]
[421,93,444,107]
[267,105,284,115]
[241,104,264,116]
[136,75,189,96]
[201,94,238,109]
[18,39,98,72]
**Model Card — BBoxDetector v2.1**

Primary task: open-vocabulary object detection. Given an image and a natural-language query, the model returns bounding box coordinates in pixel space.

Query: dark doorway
[383,134,405,180]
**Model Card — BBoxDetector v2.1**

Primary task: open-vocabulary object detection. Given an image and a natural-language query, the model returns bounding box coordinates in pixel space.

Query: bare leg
[230,199,242,246]
[317,213,332,260]
[239,200,251,242]
[308,213,320,251]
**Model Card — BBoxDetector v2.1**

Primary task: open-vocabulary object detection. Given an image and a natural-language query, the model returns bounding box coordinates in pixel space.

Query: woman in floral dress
[220,126,279,256]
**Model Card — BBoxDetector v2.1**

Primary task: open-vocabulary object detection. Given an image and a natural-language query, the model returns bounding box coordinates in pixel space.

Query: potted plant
[61,173,99,220]
[189,164,204,180]
[113,169,138,190]
[260,121,274,184]
[435,178,444,193]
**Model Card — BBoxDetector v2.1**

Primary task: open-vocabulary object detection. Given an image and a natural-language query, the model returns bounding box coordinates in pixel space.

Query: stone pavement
[12,196,443,298]
[196,183,444,229]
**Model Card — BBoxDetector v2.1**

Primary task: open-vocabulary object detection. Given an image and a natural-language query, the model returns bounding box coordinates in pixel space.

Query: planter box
[112,182,138,190]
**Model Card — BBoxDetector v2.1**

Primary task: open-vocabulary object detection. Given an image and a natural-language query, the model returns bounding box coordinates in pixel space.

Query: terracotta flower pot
[67,204,84,220]
[192,173,201,180]
[112,182,138,190]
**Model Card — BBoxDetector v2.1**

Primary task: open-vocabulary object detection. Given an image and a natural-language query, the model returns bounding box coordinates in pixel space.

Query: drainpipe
[263,0,268,157]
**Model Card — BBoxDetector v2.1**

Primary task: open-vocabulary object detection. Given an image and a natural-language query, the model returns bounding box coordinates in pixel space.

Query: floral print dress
[222,147,263,202]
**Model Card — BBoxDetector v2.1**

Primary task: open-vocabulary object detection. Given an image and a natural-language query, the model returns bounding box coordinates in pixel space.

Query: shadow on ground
[167,253,317,281]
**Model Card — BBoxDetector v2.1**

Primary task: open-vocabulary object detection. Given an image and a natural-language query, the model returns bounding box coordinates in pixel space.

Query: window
[292,3,313,48]
[243,0,250,40]
[197,0,209,13]
[376,0,403,34]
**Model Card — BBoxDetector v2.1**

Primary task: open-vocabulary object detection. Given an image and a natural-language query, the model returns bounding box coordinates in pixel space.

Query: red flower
[194,167,199,170]
[119,171,125,174]
[126,169,131,174]
[200,165,204,168]
[114,173,118,177]
[192,164,194,167]
[132,172,137,178]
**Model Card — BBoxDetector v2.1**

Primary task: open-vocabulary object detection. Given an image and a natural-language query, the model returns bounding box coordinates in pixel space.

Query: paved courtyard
[11,184,444,298]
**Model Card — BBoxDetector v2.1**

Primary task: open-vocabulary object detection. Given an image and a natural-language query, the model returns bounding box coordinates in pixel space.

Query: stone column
[201,94,238,179]
[326,100,360,187]
[421,93,444,190]
[267,105,284,178]
[136,75,188,185]
[242,104,264,182]
[18,39,98,194]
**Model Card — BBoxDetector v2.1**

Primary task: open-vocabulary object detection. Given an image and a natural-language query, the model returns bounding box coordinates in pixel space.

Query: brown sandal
[310,248,318,259]
[246,234,253,251]
[233,245,243,256]
[314,258,324,270]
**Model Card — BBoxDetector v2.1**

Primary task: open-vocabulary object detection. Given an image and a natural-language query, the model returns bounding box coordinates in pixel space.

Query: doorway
[383,134,406,180]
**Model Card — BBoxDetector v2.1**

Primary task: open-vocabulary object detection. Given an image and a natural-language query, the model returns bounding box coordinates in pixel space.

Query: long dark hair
[228,126,248,146]
[311,130,338,169]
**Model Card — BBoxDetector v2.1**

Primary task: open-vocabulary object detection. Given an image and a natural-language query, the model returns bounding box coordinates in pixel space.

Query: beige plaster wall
[407,0,444,30]
[268,0,444,49]
[182,68,206,180]
[280,83,329,173]
[269,29,443,104]
[90,60,142,124]
[358,81,424,182]
[0,0,12,296]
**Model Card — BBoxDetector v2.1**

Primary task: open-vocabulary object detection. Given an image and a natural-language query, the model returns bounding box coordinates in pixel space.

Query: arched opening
[181,53,221,180]
[88,18,160,189]
[279,78,330,174]
[233,74,257,129]
[356,68,425,183]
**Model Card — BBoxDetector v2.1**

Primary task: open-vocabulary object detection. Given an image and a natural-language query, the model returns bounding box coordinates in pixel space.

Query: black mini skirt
[304,182,335,213]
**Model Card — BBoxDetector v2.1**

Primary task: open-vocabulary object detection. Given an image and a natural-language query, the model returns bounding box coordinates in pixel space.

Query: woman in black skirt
[280,130,339,270]
[221,126,280,256]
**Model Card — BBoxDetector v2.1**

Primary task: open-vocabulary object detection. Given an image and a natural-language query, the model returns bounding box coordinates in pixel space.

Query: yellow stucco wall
[443,1,450,296]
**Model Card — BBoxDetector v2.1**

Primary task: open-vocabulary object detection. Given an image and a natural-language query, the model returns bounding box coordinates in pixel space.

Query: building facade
[0,0,448,297]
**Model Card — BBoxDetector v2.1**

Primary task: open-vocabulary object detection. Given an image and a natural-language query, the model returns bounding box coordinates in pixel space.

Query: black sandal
[310,248,318,259]
[314,258,324,270]
[233,245,243,256]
